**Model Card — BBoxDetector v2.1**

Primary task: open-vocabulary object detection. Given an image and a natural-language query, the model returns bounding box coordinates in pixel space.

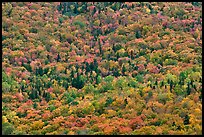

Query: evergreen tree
[170,80,173,93]
[57,53,61,62]
[187,82,191,95]
[135,30,142,38]
[184,115,190,125]
[45,92,51,102]
[122,65,127,76]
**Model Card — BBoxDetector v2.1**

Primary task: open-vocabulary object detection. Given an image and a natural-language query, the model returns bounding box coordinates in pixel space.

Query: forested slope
[2,2,202,135]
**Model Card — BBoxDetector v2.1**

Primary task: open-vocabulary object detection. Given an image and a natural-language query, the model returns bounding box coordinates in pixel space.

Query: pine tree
[184,115,190,125]
[187,82,191,95]
[170,80,173,93]
[45,92,51,102]
[57,53,61,62]
[122,65,127,76]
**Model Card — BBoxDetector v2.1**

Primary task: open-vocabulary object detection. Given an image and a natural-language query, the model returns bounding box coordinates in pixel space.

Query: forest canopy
[2,2,202,135]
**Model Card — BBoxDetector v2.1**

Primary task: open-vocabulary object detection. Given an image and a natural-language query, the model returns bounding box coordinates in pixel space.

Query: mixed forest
[2,2,202,135]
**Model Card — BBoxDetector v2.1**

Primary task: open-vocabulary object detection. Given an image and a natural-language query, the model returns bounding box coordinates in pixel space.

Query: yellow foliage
[146,8,151,14]
[6,111,17,121]
[17,124,31,133]
[189,114,196,125]
[194,124,202,134]
[84,94,94,100]
[68,131,75,135]
[194,108,201,115]
[126,99,135,108]
[2,116,8,123]
[56,63,65,72]
[106,110,117,117]
[143,87,151,93]
[175,129,186,135]
[52,108,61,117]
[50,93,56,98]
[46,131,59,135]
[135,126,156,135]
[167,92,174,100]
[12,116,20,126]
[93,20,100,26]
[31,120,44,130]
[104,126,116,134]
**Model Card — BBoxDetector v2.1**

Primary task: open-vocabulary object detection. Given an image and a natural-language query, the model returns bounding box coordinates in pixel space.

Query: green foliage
[115,76,128,90]
[96,75,102,84]
[184,115,190,125]
[73,20,86,29]
[157,93,170,104]
[2,3,13,17]
[2,82,11,92]
[1,2,202,135]
[13,130,27,135]
[148,91,153,98]
[29,28,38,33]
[113,44,122,52]
[135,30,142,38]
[104,75,114,83]
[163,59,178,66]
[128,78,138,88]
[33,102,38,109]
[166,73,177,83]
[135,74,144,83]
[59,17,64,24]
[48,105,56,112]
[2,122,15,135]
[72,74,86,89]
[84,83,95,94]
[99,82,114,93]
[2,72,20,92]
[179,71,188,83]
[105,97,114,107]
[174,85,185,96]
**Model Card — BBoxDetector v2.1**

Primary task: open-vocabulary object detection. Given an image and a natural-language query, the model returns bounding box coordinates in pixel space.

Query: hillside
[2,2,202,135]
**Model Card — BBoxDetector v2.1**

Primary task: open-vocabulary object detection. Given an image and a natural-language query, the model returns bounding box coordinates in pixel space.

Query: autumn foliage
[2,2,202,135]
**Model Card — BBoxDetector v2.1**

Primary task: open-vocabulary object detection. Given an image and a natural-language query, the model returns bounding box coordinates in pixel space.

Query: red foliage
[88,5,96,11]
[129,116,145,130]
[85,58,94,64]
[15,92,24,102]
[5,67,12,75]
[118,126,132,134]
[42,110,51,120]
[149,66,160,74]
[26,99,33,106]
[47,87,54,93]
[137,64,145,72]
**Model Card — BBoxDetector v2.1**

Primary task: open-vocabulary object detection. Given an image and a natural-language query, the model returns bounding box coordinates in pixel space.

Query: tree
[169,80,173,92]
[56,53,61,62]
[105,97,114,107]
[184,115,190,125]
[2,82,11,92]
[71,74,86,89]
[186,82,191,95]
[157,93,170,104]
[179,71,188,85]
[96,75,102,84]
[29,88,39,100]
[122,64,127,76]
[2,122,15,135]
[113,67,120,77]
[104,75,114,83]
[115,76,128,90]
[129,116,145,130]
[135,30,142,38]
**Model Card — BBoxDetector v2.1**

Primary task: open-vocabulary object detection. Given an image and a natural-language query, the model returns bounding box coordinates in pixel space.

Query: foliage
[2,2,202,135]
